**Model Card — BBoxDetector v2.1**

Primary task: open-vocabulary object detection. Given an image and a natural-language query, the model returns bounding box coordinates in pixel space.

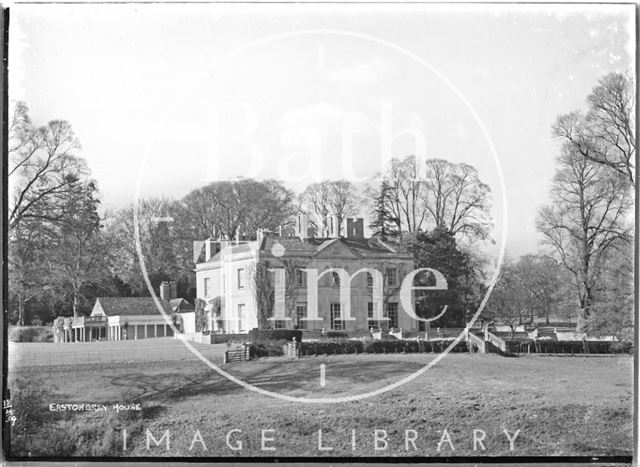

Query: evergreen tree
[368,180,400,241]
[405,228,476,327]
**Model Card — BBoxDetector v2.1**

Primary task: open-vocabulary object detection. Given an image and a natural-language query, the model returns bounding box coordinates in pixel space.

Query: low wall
[181,332,250,344]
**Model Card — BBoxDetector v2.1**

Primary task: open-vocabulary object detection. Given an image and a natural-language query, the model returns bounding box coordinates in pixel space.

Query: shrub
[611,341,633,353]
[8,374,57,455]
[9,326,53,343]
[508,339,633,354]
[249,328,302,342]
[249,340,286,357]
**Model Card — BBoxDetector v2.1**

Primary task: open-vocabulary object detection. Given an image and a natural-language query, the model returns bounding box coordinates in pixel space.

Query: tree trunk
[73,292,79,318]
[545,303,550,325]
[18,295,25,326]
[576,287,593,333]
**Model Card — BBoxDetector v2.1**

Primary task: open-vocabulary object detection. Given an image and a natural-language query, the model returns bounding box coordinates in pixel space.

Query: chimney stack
[204,238,217,261]
[160,281,170,301]
[328,214,340,238]
[346,218,365,238]
[169,280,177,299]
[297,213,310,239]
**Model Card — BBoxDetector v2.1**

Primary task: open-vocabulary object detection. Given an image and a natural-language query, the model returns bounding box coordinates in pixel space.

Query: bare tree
[514,254,565,325]
[385,155,425,232]
[8,218,54,325]
[553,72,635,186]
[8,102,89,230]
[536,147,632,332]
[108,197,179,294]
[327,180,359,233]
[300,180,359,234]
[483,259,528,338]
[421,159,492,241]
[179,179,295,240]
[300,181,331,234]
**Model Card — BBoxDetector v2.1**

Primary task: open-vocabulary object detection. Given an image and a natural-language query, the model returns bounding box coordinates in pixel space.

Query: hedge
[299,339,468,356]
[9,326,53,343]
[248,329,303,342]
[506,339,633,354]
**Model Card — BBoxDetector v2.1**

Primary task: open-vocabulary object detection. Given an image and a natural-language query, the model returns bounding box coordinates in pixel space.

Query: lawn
[7,351,633,459]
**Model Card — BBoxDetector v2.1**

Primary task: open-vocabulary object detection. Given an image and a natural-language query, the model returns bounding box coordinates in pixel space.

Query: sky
[9,3,635,258]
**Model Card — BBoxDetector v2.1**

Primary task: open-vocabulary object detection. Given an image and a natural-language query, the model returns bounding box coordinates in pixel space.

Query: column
[143,325,147,339]
[164,324,167,338]
[134,325,137,340]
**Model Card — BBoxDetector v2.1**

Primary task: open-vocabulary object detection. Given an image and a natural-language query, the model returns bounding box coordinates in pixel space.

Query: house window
[331,271,340,287]
[204,278,211,297]
[386,267,398,287]
[296,303,307,330]
[274,320,287,329]
[367,302,379,329]
[386,302,399,329]
[237,304,246,332]
[295,269,306,287]
[237,268,245,289]
[366,272,374,288]
[330,303,343,330]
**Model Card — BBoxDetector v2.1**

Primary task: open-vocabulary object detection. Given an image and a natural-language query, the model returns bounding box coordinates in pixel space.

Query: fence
[223,346,251,364]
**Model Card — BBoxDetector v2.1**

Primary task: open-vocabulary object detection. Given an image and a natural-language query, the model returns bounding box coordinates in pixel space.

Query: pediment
[312,239,362,259]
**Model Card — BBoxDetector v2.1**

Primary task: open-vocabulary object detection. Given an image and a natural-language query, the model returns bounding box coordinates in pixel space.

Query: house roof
[94,297,174,316]
[262,236,407,259]
[198,235,411,269]
[203,242,256,264]
[169,298,195,312]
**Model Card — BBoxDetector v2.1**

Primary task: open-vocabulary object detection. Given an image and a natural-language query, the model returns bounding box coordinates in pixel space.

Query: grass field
[8,338,228,367]
[7,342,633,459]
